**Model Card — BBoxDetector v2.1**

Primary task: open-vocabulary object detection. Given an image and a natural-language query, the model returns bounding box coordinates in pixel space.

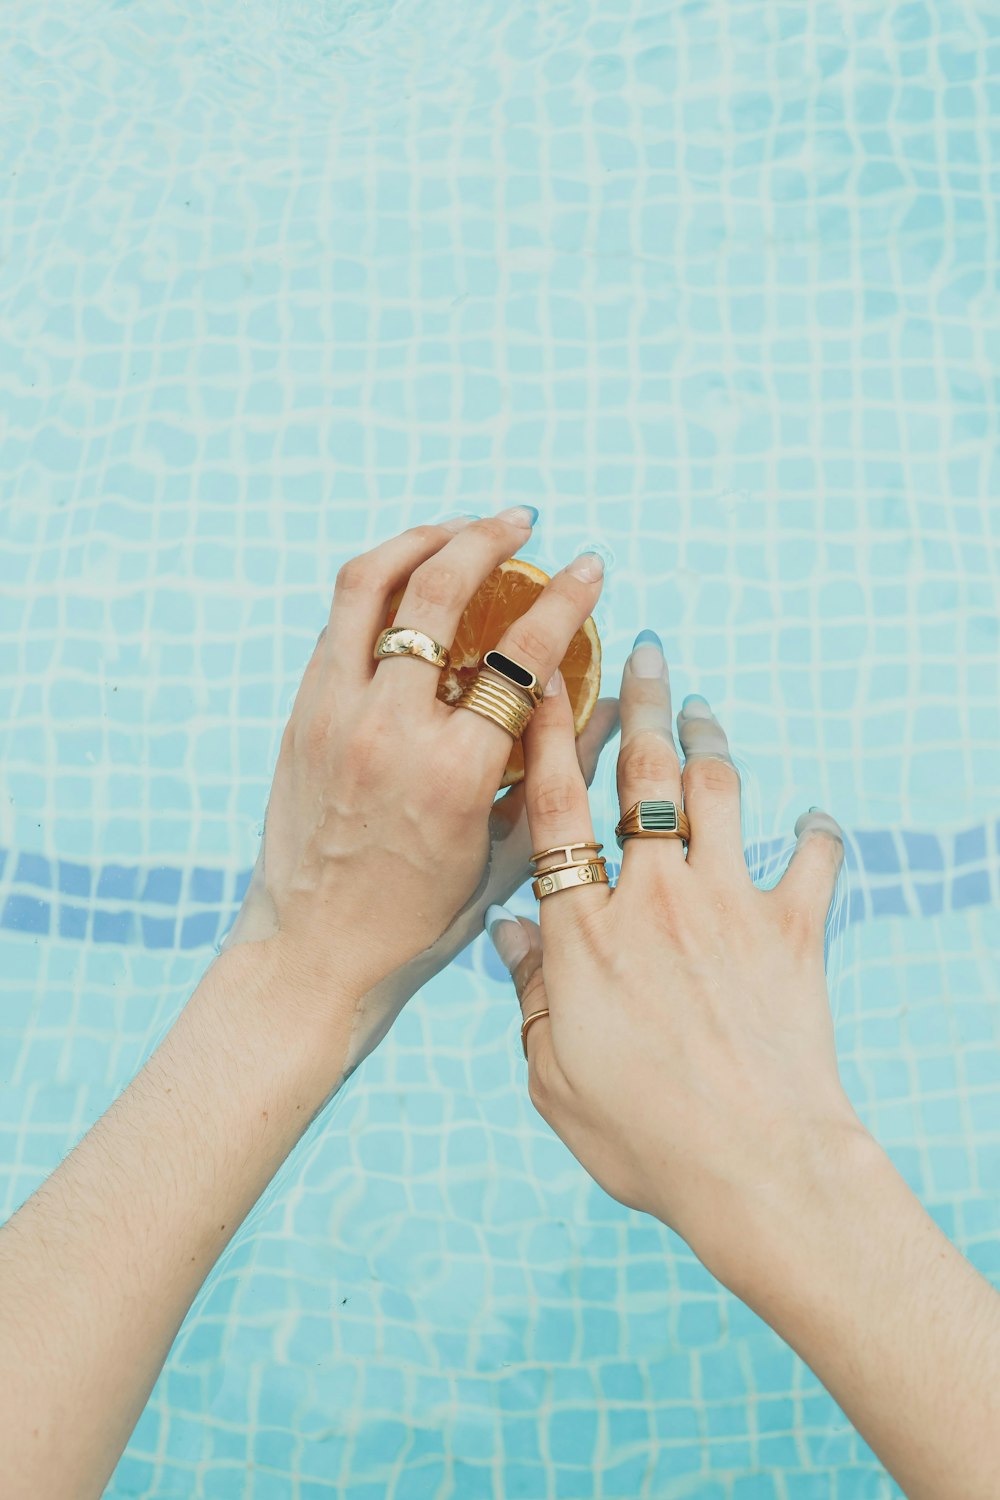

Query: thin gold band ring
[520,1008,550,1058]
[529,842,603,867]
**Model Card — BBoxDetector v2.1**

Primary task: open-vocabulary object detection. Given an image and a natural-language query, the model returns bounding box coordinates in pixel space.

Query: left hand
[349,690,618,1064]
[219,509,611,1072]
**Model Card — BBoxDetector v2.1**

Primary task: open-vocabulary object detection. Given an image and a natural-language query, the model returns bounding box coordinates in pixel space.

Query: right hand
[486,631,868,1294]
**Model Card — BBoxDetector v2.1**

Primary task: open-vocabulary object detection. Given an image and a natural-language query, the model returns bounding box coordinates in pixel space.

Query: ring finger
[615,630,686,884]
[373,506,539,704]
[450,550,606,780]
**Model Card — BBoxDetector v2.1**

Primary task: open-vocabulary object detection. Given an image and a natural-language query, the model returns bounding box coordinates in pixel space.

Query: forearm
[0,941,351,1500]
[729,1128,1000,1499]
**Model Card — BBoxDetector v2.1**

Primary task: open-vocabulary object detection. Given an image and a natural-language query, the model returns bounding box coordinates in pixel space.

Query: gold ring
[520,1008,550,1058]
[532,859,609,900]
[530,842,603,868]
[454,671,536,738]
[615,799,691,850]
[482,649,545,706]
[374,626,450,671]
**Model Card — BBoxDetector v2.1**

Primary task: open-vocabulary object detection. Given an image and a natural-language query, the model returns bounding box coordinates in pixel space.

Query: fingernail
[808,804,821,813]
[485,904,531,970]
[568,551,605,582]
[630,629,665,678]
[544,668,563,696]
[496,505,539,528]
[633,629,661,651]
[440,513,479,531]
[681,693,713,718]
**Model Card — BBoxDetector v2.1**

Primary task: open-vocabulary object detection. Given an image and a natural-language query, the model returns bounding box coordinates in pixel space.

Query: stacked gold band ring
[615,798,691,849]
[374,626,450,671]
[529,839,608,901]
[531,861,609,899]
[455,648,542,738]
[455,674,535,738]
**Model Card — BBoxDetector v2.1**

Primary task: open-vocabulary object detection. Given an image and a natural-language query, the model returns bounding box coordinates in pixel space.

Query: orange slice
[386,558,601,787]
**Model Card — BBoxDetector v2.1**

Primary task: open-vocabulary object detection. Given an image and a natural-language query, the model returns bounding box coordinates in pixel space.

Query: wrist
[699,1112,889,1312]
[198,935,364,1101]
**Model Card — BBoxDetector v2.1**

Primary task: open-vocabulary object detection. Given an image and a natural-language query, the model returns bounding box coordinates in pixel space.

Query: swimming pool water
[2,1,1000,1496]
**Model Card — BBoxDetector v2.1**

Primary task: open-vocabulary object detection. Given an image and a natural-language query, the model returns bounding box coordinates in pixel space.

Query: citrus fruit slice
[386,557,601,787]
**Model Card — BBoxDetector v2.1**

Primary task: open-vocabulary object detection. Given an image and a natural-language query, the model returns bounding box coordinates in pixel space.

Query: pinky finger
[773,806,846,933]
[485,906,562,1106]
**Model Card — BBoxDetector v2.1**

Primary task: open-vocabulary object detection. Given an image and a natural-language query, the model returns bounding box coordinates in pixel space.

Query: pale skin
[486,642,1000,1500]
[0,507,616,1500]
[0,514,995,1499]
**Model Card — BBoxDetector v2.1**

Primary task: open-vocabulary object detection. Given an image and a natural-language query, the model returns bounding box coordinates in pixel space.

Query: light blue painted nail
[497,504,539,527]
[808,804,821,812]
[632,629,662,651]
[484,904,530,971]
[681,692,712,717]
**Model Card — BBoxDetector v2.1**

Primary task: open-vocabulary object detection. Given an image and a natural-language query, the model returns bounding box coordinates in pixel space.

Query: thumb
[484,905,550,1061]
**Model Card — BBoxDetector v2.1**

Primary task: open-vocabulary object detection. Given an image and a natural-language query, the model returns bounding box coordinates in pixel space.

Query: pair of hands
[225,508,858,1287]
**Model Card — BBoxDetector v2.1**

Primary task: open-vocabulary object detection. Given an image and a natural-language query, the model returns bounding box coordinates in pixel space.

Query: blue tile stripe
[1,823,996,963]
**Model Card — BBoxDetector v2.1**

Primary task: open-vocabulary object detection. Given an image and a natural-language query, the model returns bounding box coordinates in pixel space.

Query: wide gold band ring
[615,799,691,850]
[520,1008,550,1059]
[374,626,450,671]
[454,671,536,738]
[532,859,609,900]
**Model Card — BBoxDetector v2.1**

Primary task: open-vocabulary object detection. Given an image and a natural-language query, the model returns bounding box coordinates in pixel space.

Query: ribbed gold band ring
[454,672,536,739]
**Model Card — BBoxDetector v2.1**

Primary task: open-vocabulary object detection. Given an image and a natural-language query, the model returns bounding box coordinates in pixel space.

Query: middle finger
[615,630,686,881]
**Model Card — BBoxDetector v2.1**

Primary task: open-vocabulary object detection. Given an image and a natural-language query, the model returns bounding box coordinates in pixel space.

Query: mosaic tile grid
[2,0,1000,1496]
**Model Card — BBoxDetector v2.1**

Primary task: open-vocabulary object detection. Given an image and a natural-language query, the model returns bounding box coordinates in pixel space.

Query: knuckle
[775,896,822,952]
[515,964,547,1013]
[406,523,443,549]
[504,620,552,670]
[302,713,332,764]
[618,730,679,786]
[684,755,739,797]
[343,717,386,781]
[472,515,511,547]
[531,772,579,821]
[334,556,372,596]
[409,562,465,611]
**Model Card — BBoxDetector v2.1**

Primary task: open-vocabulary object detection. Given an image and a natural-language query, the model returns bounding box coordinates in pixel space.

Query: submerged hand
[486,631,857,1290]
[220,510,606,1074]
[487,631,1000,1500]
